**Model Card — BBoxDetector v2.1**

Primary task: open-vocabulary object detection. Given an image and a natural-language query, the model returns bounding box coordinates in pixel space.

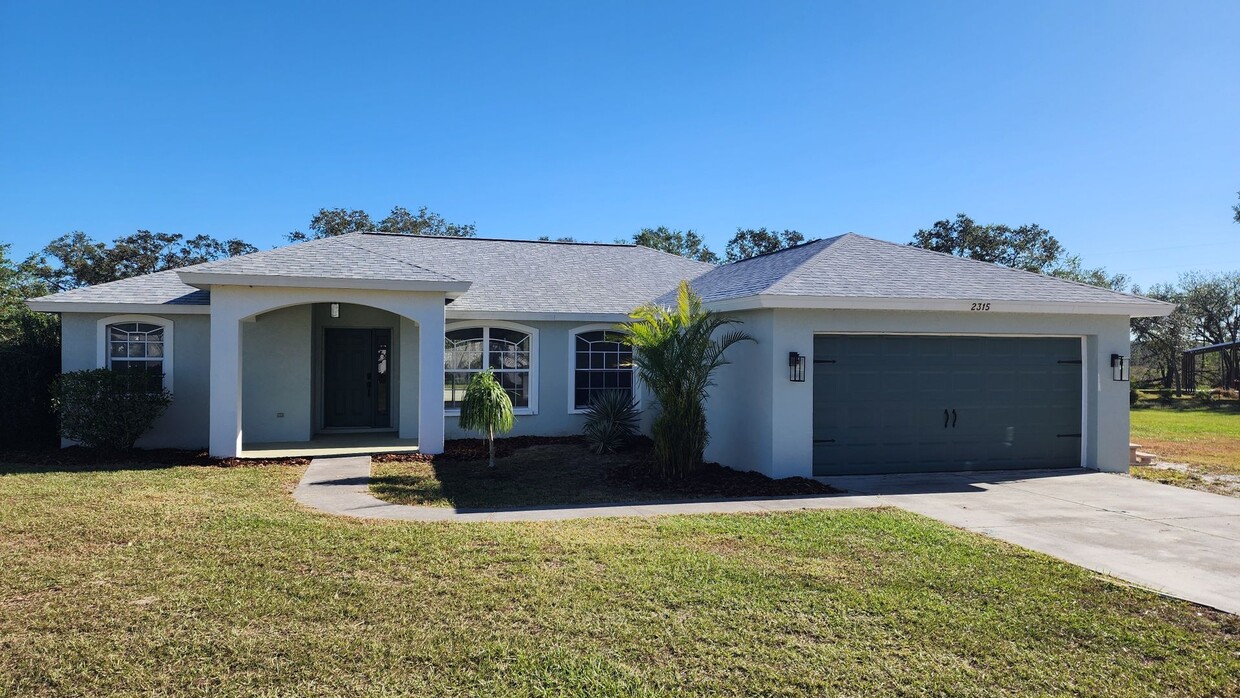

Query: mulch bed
[376,436,841,498]
[6,437,840,499]
[373,435,586,464]
[606,460,840,498]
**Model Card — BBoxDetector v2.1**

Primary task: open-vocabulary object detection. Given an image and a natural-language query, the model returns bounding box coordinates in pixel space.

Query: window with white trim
[445,326,532,411]
[107,322,167,392]
[573,330,633,410]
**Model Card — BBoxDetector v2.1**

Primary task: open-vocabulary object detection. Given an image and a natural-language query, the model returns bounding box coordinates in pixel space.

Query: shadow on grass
[0,447,309,475]
[1132,400,1240,413]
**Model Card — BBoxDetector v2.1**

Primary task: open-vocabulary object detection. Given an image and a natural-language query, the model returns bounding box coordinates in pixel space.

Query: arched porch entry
[207,285,448,458]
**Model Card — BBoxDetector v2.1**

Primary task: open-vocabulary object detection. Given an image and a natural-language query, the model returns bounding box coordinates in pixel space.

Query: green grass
[2,460,1238,696]
[1131,403,1240,475]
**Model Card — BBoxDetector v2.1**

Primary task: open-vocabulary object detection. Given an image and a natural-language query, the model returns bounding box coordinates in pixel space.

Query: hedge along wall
[0,331,60,448]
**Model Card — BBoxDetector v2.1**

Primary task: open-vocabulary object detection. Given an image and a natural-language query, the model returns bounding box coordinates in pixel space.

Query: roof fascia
[25,300,210,315]
[177,271,471,293]
[706,294,1174,318]
[445,310,632,323]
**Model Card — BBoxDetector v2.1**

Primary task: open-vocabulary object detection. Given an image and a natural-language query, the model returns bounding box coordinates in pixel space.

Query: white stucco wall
[60,312,210,449]
[60,310,639,451]
[60,304,1133,472]
[706,308,1133,479]
[207,285,448,457]
[702,310,774,477]
[441,320,649,440]
[241,305,312,444]
[157,302,417,447]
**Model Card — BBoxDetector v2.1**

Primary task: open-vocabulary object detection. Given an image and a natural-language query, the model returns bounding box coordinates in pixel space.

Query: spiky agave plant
[458,368,514,468]
[618,281,754,479]
[583,389,640,454]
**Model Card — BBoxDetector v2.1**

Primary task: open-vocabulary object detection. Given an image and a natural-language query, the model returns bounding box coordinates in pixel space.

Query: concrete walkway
[822,469,1240,615]
[292,455,882,523]
[295,456,1240,614]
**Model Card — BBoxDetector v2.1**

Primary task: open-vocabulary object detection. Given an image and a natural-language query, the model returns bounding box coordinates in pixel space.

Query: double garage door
[812,335,1082,476]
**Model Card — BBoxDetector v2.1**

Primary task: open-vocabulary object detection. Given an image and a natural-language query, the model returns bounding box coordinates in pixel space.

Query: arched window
[571,328,633,411]
[97,316,174,393]
[444,324,536,413]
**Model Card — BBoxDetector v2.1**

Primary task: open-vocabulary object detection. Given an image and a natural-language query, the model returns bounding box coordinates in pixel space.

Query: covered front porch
[203,284,462,458]
[241,432,421,459]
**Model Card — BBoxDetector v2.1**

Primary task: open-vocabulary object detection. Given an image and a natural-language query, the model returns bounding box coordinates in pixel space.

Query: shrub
[619,281,754,479]
[52,368,172,450]
[0,330,60,448]
[458,368,514,468]
[582,389,640,454]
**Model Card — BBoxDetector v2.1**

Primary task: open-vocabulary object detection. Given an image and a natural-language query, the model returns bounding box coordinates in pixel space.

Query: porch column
[208,289,244,458]
[415,301,445,455]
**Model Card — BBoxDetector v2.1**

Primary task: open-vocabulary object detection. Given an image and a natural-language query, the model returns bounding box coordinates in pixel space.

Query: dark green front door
[812,335,1082,475]
[323,328,391,429]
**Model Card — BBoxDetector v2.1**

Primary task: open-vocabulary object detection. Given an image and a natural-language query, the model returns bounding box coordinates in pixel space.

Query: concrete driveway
[821,469,1240,614]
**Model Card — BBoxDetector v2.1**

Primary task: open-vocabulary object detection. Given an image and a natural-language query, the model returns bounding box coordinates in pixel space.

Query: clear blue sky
[2,1,1237,289]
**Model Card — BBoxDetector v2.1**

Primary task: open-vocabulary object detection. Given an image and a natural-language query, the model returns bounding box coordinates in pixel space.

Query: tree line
[1132,273,1240,391]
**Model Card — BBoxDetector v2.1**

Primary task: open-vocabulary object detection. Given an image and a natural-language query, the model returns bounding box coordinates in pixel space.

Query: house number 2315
[969,302,991,311]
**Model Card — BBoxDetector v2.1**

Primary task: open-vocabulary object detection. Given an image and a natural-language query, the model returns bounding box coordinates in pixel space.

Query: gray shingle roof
[179,234,463,284]
[28,269,209,307]
[28,231,1168,316]
[28,233,715,316]
[344,233,713,315]
[674,233,1167,308]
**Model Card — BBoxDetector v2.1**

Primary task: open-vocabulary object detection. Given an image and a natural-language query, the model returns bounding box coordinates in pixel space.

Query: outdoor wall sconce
[789,352,806,382]
[330,303,340,318]
[1111,354,1130,382]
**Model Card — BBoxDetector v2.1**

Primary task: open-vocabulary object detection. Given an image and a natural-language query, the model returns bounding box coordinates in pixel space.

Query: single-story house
[27,232,1172,477]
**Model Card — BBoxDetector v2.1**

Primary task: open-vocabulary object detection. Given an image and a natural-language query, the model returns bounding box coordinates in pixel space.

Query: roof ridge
[717,234,844,268]
[626,244,719,268]
[848,233,1154,302]
[356,230,717,269]
[336,235,464,282]
[357,231,637,248]
[178,234,341,273]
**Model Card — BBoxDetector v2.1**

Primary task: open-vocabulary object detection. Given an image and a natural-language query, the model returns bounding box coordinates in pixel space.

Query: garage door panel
[813,335,1082,475]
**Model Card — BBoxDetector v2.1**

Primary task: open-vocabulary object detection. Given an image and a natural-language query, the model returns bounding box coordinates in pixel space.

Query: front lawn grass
[1,459,1237,696]
[1130,403,1240,495]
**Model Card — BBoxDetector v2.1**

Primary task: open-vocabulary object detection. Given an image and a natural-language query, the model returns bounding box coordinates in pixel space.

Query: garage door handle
[944,409,949,428]
[952,409,957,428]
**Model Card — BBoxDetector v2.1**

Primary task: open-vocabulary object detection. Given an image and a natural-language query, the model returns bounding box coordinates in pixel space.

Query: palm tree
[458,368,514,468]
[618,281,754,479]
